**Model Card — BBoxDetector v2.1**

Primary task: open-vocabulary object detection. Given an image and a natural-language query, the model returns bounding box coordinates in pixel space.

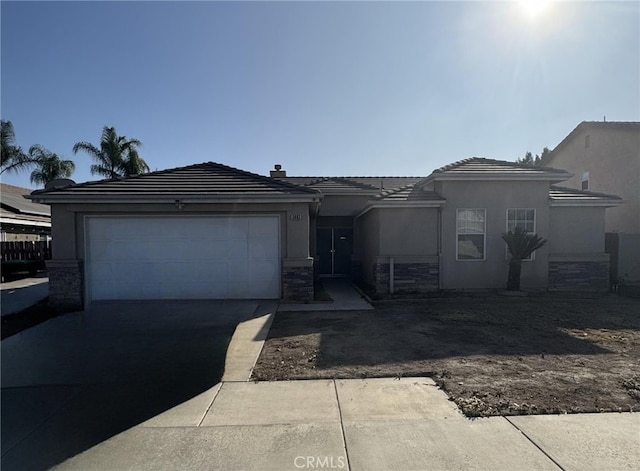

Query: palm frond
[502,226,547,261]
[27,146,76,186]
[72,141,101,157]
[75,126,145,179]
[1,120,39,174]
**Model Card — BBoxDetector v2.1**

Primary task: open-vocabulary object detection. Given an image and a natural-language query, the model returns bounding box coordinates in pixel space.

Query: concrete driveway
[1,277,49,316]
[1,300,272,471]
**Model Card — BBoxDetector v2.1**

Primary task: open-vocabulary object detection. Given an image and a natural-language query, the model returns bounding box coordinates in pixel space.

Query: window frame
[581,171,590,190]
[505,208,537,261]
[456,208,486,262]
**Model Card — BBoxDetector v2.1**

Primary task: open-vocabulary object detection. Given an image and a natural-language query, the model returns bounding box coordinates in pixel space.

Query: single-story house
[1,183,51,241]
[28,158,622,310]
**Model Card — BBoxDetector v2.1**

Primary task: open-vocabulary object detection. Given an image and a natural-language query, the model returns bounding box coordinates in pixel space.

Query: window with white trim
[506,208,536,260]
[456,209,486,261]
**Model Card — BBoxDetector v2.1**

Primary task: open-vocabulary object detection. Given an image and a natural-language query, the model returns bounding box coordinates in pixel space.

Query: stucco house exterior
[542,121,640,286]
[29,158,621,310]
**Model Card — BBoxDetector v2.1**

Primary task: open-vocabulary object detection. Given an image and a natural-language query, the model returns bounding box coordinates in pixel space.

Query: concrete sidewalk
[54,377,640,471]
[52,297,640,471]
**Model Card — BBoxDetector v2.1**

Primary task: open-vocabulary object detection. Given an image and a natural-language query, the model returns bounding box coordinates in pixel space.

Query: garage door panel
[199,241,228,260]
[251,260,278,282]
[90,261,115,282]
[227,261,249,282]
[87,216,280,301]
[227,218,249,234]
[136,240,169,261]
[227,240,249,259]
[250,280,279,298]
[228,282,249,298]
[249,237,279,258]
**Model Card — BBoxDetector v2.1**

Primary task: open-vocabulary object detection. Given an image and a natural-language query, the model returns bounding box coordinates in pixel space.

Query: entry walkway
[278,278,374,311]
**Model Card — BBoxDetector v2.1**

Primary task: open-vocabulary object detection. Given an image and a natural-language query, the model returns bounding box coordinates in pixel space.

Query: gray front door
[317,228,352,276]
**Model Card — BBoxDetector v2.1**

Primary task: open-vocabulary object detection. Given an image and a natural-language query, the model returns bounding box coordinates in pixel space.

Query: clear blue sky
[2,0,639,189]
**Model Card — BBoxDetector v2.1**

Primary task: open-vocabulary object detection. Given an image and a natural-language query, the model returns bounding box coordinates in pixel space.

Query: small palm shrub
[502,226,547,291]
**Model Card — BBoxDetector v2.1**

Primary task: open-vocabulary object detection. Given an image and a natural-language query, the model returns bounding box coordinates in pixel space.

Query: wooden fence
[1,240,52,262]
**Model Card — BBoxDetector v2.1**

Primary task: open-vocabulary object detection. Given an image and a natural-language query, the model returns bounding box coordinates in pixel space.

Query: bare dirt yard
[252,294,640,417]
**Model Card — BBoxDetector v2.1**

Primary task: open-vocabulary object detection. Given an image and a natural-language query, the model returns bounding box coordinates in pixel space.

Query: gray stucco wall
[547,206,609,292]
[438,180,550,290]
[356,206,439,291]
[319,195,374,217]
[548,206,605,254]
[547,126,639,234]
[378,207,439,255]
[356,209,381,285]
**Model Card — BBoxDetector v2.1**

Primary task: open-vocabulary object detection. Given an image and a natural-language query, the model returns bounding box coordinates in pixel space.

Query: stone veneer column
[281,258,314,302]
[46,259,83,311]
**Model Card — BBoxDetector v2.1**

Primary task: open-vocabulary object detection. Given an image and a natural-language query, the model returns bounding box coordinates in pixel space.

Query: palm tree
[120,147,150,176]
[28,144,75,186]
[502,226,547,291]
[1,120,38,175]
[73,126,147,178]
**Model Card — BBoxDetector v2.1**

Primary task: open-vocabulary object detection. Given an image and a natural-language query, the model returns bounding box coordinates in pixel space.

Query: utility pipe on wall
[389,257,395,294]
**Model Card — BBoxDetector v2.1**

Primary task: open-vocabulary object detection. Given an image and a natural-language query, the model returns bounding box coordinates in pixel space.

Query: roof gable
[545,121,640,164]
[29,162,320,202]
[424,157,571,183]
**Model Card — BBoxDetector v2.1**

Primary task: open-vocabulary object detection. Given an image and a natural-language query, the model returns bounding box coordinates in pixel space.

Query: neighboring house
[543,121,640,286]
[0,183,51,241]
[28,158,621,310]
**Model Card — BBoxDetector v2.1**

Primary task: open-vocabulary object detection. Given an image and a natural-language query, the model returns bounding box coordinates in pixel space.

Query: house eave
[313,189,380,196]
[549,199,623,208]
[27,193,323,205]
[0,217,51,228]
[356,200,446,218]
[422,173,572,187]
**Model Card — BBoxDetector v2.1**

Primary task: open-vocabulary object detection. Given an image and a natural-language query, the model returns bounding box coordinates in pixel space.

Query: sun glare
[519,0,552,20]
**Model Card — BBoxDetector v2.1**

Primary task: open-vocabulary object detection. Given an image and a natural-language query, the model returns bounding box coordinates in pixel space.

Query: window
[506,209,536,260]
[585,134,590,148]
[457,209,485,261]
[581,171,589,190]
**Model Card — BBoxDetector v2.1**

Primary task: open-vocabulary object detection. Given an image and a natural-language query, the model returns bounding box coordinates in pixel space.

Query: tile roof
[375,184,444,202]
[0,183,51,216]
[549,186,623,206]
[278,176,425,192]
[29,162,320,200]
[427,157,571,181]
[305,177,380,193]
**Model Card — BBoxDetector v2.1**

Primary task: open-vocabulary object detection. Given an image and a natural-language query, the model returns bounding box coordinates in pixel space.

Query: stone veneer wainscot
[46,259,83,310]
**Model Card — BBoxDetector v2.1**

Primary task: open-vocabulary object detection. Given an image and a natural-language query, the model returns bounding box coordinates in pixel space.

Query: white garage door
[86,216,280,301]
